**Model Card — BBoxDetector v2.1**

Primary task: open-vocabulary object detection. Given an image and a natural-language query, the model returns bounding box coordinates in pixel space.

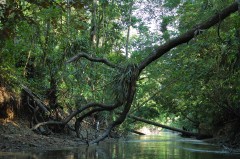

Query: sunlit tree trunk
[90,0,98,47]
[125,1,133,58]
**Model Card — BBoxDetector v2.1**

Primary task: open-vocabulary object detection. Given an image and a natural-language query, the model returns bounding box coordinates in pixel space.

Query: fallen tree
[130,130,146,135]
[128,115,212,139]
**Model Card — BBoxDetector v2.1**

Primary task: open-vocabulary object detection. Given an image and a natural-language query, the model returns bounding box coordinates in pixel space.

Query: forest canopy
[0,0,240,143]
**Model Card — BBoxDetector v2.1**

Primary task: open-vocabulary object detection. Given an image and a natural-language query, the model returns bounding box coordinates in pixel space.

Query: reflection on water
[1,132,240,159]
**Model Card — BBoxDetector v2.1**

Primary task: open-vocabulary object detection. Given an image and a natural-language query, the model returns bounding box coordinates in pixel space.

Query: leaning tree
[30,1,239,144]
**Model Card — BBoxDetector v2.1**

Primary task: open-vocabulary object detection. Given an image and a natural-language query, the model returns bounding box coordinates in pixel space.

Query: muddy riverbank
[0,119,85,152]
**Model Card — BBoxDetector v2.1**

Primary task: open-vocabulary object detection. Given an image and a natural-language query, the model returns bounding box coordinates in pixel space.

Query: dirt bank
[0,119,85,152]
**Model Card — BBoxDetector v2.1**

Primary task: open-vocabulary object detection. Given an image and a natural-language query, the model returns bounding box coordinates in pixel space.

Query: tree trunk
[90,0,98,46]
[128,115,213,139]
[125,1,133,58]
[46,76,57,110]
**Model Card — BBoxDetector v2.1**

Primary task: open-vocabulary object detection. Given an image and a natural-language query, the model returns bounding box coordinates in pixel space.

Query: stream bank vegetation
[0,0,240,151]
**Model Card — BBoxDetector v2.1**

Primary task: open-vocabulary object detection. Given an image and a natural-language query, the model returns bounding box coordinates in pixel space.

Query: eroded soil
[0,119,84,152]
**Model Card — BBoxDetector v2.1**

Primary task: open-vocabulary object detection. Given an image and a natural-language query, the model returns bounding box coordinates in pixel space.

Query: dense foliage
[0,0,239,138]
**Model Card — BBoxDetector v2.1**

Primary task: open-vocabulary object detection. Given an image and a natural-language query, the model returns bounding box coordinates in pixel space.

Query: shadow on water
[1,132,240,159]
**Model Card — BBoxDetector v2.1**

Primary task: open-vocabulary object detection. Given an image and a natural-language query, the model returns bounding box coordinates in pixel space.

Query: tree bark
[125,1,133,58]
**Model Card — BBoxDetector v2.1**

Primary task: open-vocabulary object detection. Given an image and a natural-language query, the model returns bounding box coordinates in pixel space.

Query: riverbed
[0,132,240,159]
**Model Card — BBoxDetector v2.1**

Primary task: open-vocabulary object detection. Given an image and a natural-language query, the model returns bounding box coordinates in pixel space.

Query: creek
[0,132,240,159]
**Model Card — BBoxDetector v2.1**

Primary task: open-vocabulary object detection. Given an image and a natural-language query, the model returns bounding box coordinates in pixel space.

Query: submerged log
[130,129,146,135]
[128,115,212,139]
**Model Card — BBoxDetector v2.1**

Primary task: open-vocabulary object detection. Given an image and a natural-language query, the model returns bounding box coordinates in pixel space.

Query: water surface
[1,132,240,159]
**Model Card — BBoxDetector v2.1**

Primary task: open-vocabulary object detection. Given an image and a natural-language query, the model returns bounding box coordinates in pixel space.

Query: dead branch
[21,85,50,113]
[66,52,122,70]
[31,121,63,130]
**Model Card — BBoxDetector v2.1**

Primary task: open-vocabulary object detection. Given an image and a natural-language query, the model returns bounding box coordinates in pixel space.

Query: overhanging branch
[67,52,122,69]
[138,2,239,72]
[31,101,123,130]
[128,114,213,139]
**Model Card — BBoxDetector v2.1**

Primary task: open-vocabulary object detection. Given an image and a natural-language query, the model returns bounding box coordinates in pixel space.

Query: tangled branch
[66,52,122,70]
